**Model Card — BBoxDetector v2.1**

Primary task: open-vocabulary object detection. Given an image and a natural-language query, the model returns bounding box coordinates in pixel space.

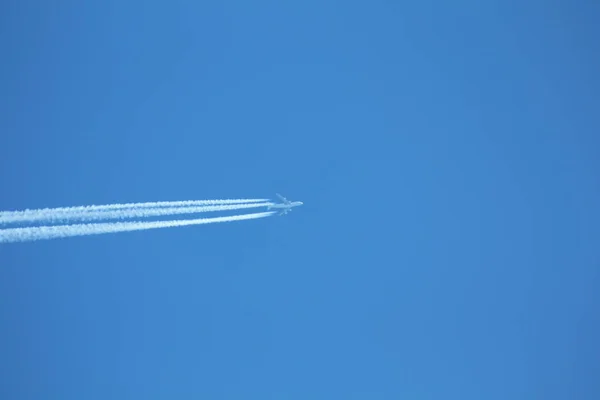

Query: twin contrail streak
[0,198,275,243]
[0,202,273,225]
[0,212,275,243]
[0,198,269,221]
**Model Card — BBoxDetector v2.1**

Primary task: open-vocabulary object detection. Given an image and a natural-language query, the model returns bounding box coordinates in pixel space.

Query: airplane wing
[276,193,290,204]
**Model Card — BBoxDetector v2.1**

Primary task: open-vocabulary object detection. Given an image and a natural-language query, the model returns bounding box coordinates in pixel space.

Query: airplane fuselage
[268,201,303,209]
[268,194,303,215]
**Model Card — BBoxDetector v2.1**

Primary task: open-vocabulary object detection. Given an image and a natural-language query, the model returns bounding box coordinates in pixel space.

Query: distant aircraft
[267,193,303,215]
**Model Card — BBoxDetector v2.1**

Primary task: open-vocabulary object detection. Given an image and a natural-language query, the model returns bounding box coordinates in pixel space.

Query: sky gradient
[1,1,599,399]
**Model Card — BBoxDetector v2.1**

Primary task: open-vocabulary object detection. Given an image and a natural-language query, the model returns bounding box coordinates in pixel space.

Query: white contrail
[0,202,273,225]
[0,211,275,243]
[0,198,270,221]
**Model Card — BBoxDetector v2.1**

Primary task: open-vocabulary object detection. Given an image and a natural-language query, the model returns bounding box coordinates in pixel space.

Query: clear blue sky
[1,1,599,398]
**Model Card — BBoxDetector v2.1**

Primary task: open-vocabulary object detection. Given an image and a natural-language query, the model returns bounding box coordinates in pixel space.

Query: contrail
[0,211,275,243]
[0,198,270,221]
[0,202,273,225]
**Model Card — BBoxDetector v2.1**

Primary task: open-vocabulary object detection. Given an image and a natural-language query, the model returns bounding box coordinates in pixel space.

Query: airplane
[267,193,304,215]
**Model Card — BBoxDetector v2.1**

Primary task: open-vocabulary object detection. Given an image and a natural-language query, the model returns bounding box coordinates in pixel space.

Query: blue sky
[1,1,599,398]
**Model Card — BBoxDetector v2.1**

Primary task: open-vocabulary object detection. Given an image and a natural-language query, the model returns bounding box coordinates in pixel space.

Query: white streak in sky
[0,202,273,225]
[0,212,275,243]
[0,198,269,221]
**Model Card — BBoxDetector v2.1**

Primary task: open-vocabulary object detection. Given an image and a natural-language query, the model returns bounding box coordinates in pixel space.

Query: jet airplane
[267,194,303,215]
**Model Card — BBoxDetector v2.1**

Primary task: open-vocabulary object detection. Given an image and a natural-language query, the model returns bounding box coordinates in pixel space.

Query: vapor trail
[0,202,273,225]
[0,212,275,243]
[0,198,269,221]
